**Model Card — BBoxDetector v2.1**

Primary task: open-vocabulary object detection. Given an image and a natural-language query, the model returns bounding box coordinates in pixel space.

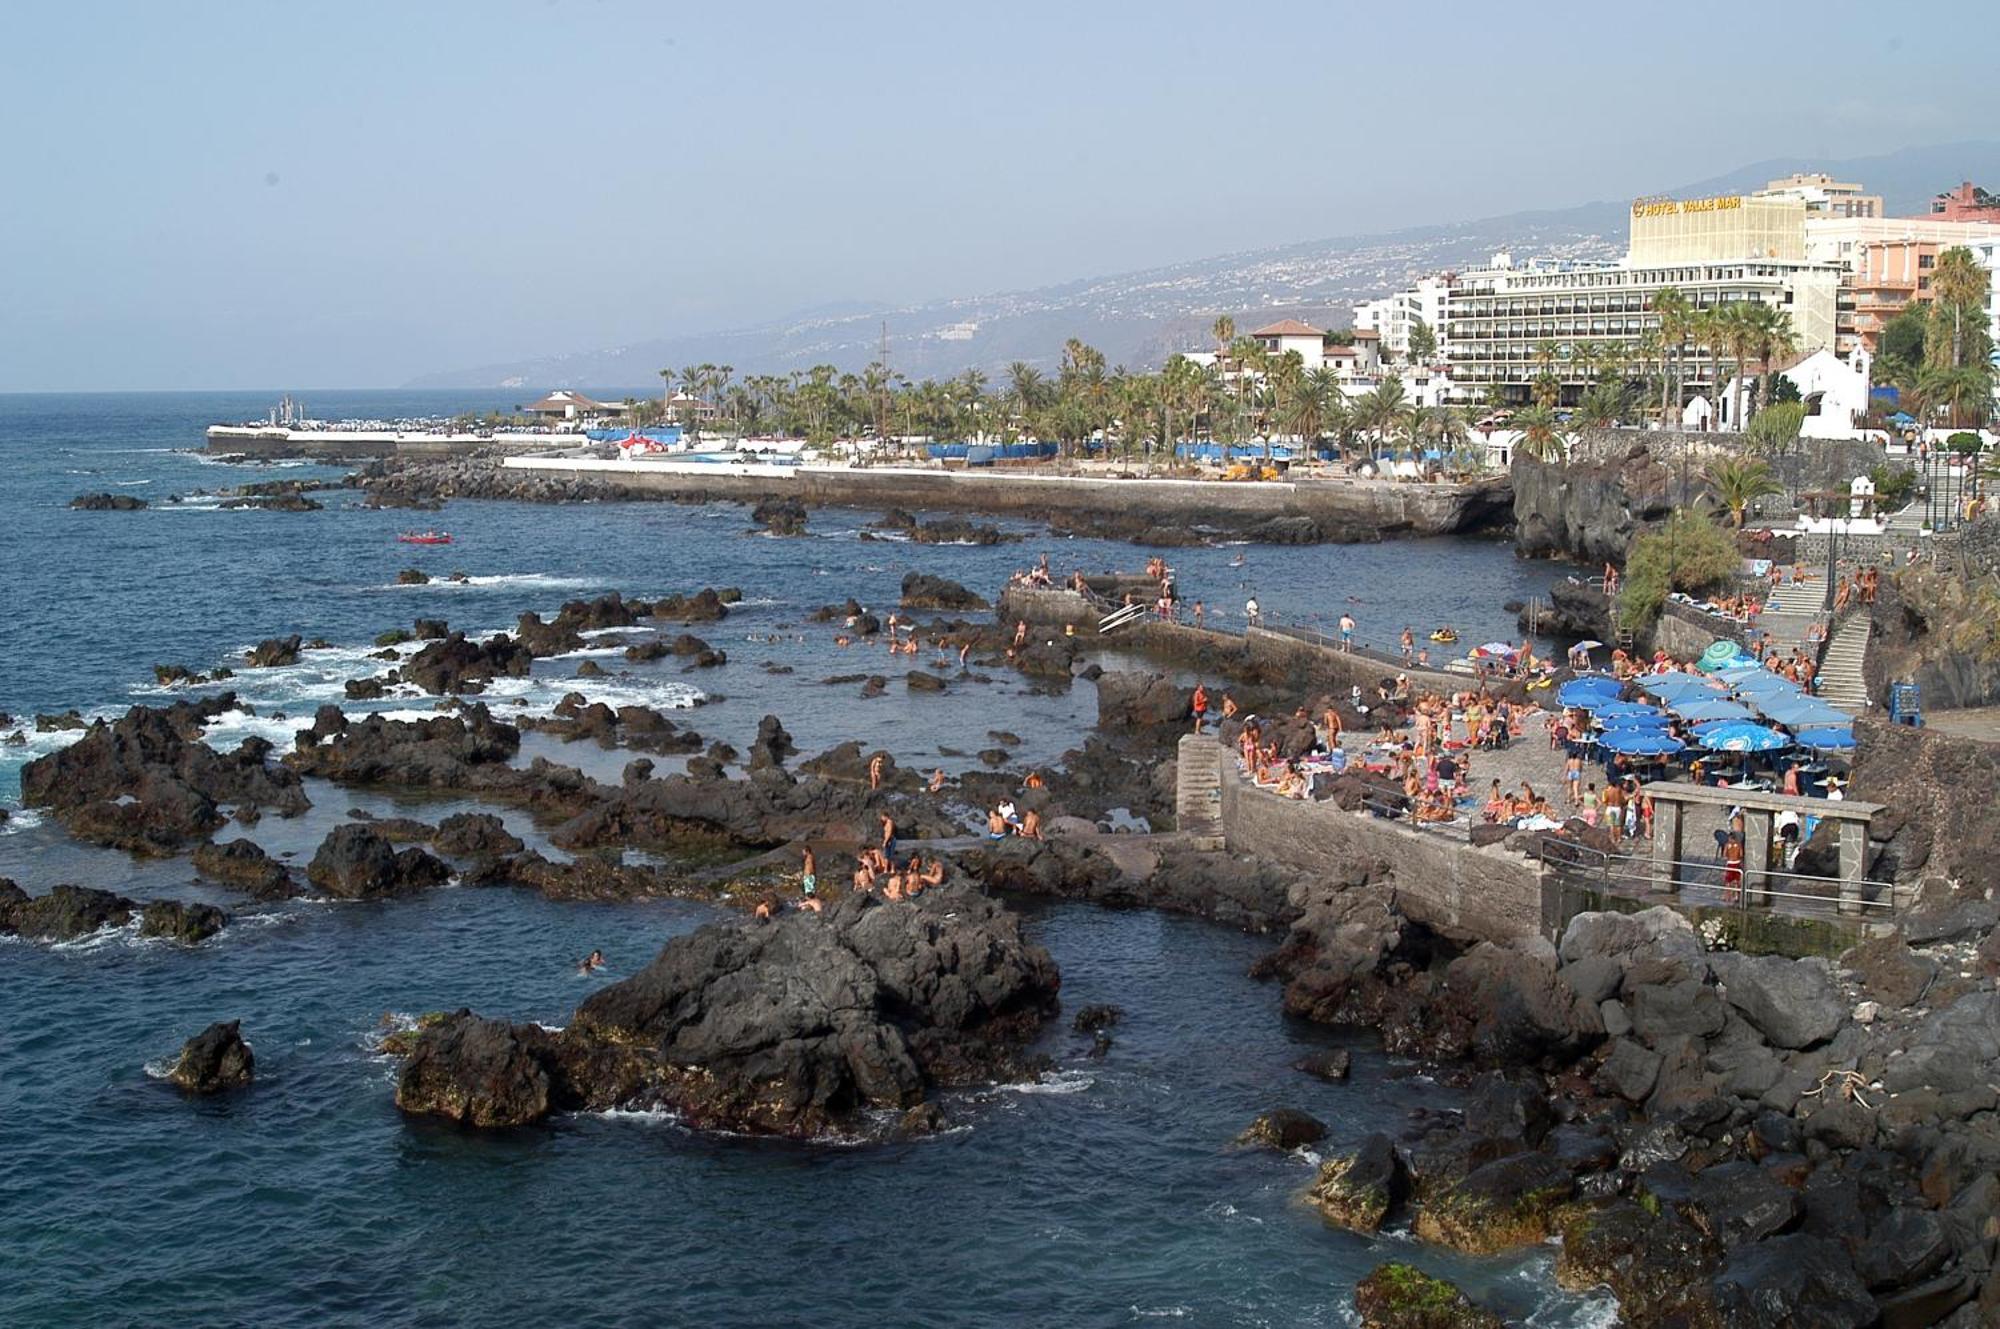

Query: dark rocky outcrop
[1511,446,1672,564]
[191,839,299,899]
[287,705,524,792]
[1310,1132,1409,1233]
[72,492,148,511]
[1235,1108,1327,1151]
[398,632,533,695]
[899,572,988,612]
[138,900,228,944]
[1352,1263,1504,1329]
[650,588,737,623]
[750,497,809,535]
[430,812,524,860]
[394,886,1060,1136]
[166,1021,255,1094]
[306,825,452,899]
[0,884,136,941]
[245,635,303,668]
[20,703,308,853]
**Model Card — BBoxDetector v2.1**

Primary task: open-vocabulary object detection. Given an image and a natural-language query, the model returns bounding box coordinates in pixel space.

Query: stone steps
[1175,733,1225,848]
[1818,616,1872,712]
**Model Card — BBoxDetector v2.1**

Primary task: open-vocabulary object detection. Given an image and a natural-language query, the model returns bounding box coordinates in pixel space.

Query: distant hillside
[407,140,2000,392]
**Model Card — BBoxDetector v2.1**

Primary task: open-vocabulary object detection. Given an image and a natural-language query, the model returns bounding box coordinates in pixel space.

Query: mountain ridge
[405,140,2000,393]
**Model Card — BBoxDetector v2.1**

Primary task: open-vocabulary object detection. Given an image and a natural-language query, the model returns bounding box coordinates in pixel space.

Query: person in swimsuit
[800,848,817,898]
[578,950,605,975]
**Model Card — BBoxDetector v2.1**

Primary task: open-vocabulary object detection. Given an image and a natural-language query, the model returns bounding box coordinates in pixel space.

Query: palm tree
[1007,362,1046,421]
[1211,315,1236,361]
[1713,303,1761,430]
[1743,304,1797,425]
[1514,404,1569,462]
[1917,362,1994,429]
[1690,306,1731,429]
[1705,456,1782,527]
[1652,286,1692,424]
[1355,375,1408,460]
[1577,378,1629,429]
[1928,246,1989,370]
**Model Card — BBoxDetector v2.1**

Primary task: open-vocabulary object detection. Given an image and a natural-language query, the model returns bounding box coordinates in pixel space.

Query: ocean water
[0,392,1608,1326]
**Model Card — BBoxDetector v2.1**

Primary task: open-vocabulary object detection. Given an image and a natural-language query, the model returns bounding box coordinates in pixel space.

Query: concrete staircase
[1819,614,1873,713]
[1752,578,1825,659]
[1175,734,1225,849]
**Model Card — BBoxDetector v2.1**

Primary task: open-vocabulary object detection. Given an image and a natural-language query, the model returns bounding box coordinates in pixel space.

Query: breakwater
[205,425,562,460]
[465,456,1514,542]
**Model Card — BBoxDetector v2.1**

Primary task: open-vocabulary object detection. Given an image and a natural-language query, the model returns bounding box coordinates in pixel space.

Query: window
[1919,253,1935,269]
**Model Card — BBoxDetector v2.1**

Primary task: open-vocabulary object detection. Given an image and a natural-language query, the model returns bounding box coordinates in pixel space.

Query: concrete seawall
[1210,740,1544,940]
[491,458,1513,540]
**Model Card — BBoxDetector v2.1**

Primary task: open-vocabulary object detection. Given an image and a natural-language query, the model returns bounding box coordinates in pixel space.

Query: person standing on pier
[1191,683,1209,733]
[1244,597,1260,627]
[1339,613,1356,651]
[1400,626,1415,665]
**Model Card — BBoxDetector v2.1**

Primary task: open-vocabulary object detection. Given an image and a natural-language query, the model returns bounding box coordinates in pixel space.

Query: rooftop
[1250,319,1325,338]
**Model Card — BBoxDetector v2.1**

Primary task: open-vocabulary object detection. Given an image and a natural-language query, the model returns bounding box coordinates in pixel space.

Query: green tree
[1355,375,1407,459]
[1705,455,1783,526]
[1618,510,1740,627]
[1652,286,1692,423]
[1744,400,1806,456]
[1407,317,1437,365]
[1927,246,1990,370]
[1577,378,1630,428]
[1513,403,1569,462]
[1744,303,1797,422]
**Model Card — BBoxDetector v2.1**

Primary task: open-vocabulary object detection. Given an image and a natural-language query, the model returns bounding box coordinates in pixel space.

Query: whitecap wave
[0,807,43,835]
[994,1069,1095,1096]
[369,573,606,593]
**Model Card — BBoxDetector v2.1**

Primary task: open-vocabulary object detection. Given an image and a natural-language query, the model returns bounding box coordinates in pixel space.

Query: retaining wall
[1214,747,1543,940]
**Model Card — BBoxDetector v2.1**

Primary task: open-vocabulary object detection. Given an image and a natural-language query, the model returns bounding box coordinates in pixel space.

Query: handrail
[1537,836,1899,914]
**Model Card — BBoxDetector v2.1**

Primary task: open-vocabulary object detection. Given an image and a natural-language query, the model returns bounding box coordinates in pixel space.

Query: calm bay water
[0,392,1608,1326]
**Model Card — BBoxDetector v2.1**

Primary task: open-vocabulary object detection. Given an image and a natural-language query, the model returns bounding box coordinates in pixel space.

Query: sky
[0,0,1991,391]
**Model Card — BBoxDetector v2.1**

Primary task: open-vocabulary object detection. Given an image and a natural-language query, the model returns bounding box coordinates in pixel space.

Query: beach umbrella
[1714,665,1769,683]
[1731,672,1802,696]
[1674,698,1756,724]
[1696,642,1757,673]
[1573,639,1604,651]
[1595,701,1666,721]
[1600,715,1674,733]
[1557,676,1623,708]
[1472,641,1519,657]
[1797,727,1857,751]
[1639,673,1720,702]
[1698,722,1793,753]
[1758,695,1850,728]
[1599,729,1684,755]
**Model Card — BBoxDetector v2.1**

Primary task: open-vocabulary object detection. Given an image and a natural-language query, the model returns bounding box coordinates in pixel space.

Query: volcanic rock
[394,886,1059,1137]
[167,1021,255,1093]
[72,492,148,510]
[306,824,452,899]
[1352,1263,1504,1329]
[192,839,299,899]
[900,572,988,611]
[244,635,303,668]
[138,900,228,945]
[20,704,308,853]
[0,884,137,942]
[1235,1108,1328,1151]
[1309,1133,1408,1233]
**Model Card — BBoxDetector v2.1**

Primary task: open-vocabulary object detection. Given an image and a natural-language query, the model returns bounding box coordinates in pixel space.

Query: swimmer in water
[578,949,605,975]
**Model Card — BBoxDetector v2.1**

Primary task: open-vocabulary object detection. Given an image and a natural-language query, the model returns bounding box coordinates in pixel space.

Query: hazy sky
[1,0,1989,390]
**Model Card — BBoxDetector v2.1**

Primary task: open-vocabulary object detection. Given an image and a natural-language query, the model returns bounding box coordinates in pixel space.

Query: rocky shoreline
[9,570,1999,1325]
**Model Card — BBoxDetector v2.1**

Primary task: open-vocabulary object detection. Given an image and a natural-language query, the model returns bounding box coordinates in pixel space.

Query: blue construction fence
[925,441,1061,464]
[1174,443,1337,463]
[585,426,685,445]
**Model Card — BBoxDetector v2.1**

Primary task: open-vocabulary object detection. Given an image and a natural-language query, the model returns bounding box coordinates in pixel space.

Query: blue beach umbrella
[1598,729,1684,755]
[1594,701,1665,721]
[1797,727,1857,751]
[1697,642,1757,673]
[1674,698,1757,724]
[1557,676,1623,708]
[1758,695,1850,728]
[1698,722,1793,753]
[1639,673,1719,702]
[1731,672,1802,697]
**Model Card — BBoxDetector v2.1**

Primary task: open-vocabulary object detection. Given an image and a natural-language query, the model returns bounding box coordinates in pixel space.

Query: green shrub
[1947,430,1983,456]
[1618,510,1739,628]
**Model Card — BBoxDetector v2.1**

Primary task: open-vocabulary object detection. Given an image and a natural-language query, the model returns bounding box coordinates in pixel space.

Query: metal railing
[1536,837,1900,918]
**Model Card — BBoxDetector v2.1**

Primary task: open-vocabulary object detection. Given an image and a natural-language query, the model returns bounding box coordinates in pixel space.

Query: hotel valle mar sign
[1631,194,1745,218]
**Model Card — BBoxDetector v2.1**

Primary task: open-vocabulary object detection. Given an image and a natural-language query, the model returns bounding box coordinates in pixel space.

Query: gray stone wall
[1215,749,1543,941]
[1653,600,1742,659]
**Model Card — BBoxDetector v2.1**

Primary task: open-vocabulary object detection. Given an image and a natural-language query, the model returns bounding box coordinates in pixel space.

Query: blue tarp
[586,425,684,444]
[1174,443,1330,463]
[928,441,1060,463]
